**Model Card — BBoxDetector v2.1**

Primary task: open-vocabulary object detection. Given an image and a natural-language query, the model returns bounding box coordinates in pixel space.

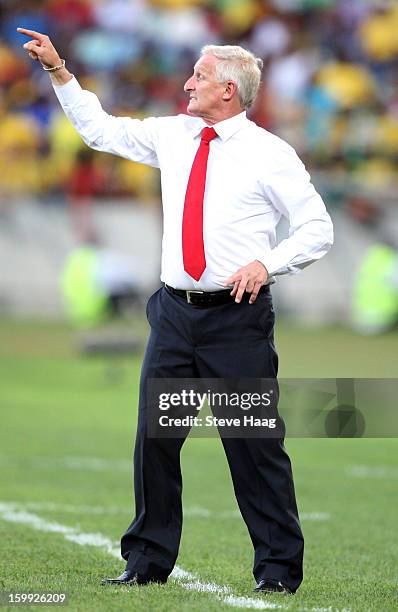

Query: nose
[184,75,195,92]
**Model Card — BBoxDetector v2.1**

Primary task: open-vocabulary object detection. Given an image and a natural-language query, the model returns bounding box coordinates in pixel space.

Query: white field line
[346,465,398,479]
[0,502,282,610]
[4,453,397,485]
[300,609,351,612]
[0,503,119,557]
[3,453,394,484]
[2,501,330,522]
[0,502,348,612]
[0,456,131,471]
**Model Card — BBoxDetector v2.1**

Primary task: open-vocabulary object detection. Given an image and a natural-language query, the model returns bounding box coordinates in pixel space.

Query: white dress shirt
[53,77,333,291]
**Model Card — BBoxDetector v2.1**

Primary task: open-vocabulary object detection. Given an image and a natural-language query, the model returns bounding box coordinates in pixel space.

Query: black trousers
[121,285,304,592]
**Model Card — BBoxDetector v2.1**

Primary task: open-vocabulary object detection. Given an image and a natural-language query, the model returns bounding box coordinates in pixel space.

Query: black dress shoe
[101,569,167,586]
[254,579,293,594]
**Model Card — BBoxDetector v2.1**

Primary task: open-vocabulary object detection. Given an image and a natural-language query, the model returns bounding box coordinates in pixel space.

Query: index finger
[17,28,46,41]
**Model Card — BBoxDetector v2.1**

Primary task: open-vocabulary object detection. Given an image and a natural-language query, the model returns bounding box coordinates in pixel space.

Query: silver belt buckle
[186,290,204,304]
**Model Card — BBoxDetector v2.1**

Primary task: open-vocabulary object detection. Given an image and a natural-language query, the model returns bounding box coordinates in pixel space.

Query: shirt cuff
[257,251,291,277]
[52,76,83,107]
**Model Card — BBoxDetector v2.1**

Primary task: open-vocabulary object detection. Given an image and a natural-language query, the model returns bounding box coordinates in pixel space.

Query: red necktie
[182,127,218,281]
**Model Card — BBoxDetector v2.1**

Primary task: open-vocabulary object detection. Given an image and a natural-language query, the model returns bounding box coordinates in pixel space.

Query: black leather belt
[165,284,269,307]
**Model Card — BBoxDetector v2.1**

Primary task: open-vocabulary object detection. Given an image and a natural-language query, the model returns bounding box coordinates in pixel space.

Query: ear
[222,80,238,102]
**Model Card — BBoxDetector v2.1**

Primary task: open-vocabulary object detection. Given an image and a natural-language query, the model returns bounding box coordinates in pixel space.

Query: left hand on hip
[224,260,268,304]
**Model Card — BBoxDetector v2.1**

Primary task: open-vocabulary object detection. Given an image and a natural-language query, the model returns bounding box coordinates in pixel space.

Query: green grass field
[1,317,397,611]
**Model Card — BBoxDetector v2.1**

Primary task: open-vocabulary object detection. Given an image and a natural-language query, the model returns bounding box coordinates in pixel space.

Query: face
[184,55,226,120]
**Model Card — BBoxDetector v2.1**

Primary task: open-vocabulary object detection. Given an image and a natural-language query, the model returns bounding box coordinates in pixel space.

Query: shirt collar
[189,111,249,143]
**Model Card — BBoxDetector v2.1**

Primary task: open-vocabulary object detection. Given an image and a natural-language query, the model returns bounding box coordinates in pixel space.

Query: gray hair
[201,45,263,109]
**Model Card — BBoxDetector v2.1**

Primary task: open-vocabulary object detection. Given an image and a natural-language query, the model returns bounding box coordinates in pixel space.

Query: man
[19,27,333,595]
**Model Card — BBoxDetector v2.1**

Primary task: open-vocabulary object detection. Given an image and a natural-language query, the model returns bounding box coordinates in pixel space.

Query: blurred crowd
[1,0,398,203]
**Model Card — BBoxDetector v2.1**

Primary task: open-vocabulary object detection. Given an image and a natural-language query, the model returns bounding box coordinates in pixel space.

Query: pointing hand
[17,28,62,69]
